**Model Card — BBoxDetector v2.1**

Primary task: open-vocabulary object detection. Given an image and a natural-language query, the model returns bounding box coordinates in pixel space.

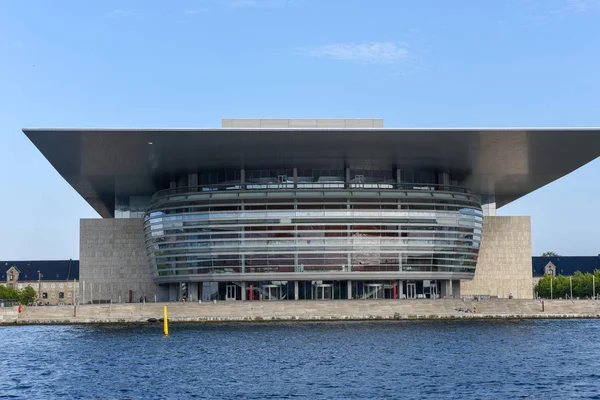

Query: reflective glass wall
[142,167,482,282]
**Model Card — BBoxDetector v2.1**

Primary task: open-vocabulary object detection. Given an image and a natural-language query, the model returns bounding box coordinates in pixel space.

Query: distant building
[532,256,600,284]
[1,260,79,305]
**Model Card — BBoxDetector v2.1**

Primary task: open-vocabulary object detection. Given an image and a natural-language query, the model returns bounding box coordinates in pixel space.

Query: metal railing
[149,182,475,202]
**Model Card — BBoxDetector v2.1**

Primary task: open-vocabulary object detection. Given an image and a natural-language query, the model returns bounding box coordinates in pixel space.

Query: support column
[188,173,198,190]
[438,172,449,185]
[188,283,198,302]
[241,282,247,301]
[345,166,351,189]
[440,280,451,298]
[452,280,461,298]
[294,281,299,300]
[481,195,496,217]
[293,167,297,189]
[347,280,352,299]
[240,167,245,190]
[398,280,404,299]
[169,284,178,302]
[396,168,402,185]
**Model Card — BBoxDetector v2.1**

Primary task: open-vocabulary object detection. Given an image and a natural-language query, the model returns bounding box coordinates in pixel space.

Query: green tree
[594,270,600,298]
[572,271,593,298]
[18,286,37,305]
[541,251,560,257]
[534,274,552,298]
[0,285,20,301]
[536,270,600,299]
[553,275,570,299]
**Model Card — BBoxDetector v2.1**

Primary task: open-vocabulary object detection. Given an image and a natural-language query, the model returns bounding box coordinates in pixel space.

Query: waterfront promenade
[2,299,600,324]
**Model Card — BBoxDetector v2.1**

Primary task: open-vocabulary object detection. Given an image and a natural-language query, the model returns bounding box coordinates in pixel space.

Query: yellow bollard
[163,305,169,336]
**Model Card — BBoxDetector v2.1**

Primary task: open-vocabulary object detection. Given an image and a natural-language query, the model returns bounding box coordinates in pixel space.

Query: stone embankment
[1,299,600,325]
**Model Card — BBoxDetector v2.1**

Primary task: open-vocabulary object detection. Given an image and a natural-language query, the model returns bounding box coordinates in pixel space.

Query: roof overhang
[23,127,600,217]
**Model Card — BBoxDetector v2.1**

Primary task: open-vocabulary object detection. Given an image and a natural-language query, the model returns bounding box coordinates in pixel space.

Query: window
[59,292,64,299]
[18,284,23,289]
[67,292,73,298]
[59,283,64,289]
[43,283,48,289]
[42,293,48,299]
[51,293,56,299]
[68,283,73,288]
[51,283,56,289]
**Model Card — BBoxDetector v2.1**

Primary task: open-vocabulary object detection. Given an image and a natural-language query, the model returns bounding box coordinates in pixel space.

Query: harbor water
[1,320,600,399]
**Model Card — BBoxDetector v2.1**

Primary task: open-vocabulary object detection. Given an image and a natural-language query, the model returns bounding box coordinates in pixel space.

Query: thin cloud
[301,42,409,64]
[525,0,600,18]
[228,0,290,8]
[184,8,209,14]
[561,0,600,12]
[111,9,138,16]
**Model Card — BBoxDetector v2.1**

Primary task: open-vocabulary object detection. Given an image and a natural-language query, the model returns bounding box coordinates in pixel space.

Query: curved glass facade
[143,182,482,283]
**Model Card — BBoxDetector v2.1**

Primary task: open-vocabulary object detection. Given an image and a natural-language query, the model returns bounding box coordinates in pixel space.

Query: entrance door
[429,282,438,299]
[314,284,333,300]
[407,283,416,299]
[226,285,237,301]
[365,284,383,299]
[264,285,280,300]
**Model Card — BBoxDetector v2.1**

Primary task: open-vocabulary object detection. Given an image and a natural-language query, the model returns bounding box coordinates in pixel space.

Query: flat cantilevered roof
[23,127,600,218]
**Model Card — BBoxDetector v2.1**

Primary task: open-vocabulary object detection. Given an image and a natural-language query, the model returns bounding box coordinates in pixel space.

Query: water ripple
[1,320,600,399]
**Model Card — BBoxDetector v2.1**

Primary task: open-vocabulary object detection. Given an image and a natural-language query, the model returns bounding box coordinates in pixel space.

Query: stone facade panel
[80,218,157,303]
[461,216,533,299]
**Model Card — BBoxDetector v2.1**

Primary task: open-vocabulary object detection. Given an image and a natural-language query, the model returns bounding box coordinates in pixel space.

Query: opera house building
[24,119,600,302]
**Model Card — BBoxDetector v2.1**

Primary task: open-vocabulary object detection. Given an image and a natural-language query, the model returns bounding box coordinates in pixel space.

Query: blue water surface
[1,320,600,399]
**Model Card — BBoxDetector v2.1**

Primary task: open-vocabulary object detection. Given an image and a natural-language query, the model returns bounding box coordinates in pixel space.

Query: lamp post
[570,276,573,300]
[73,278,77,317]
[37,271,42,305]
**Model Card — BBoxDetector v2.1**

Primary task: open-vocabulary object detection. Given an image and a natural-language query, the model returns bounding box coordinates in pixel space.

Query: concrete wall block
[80,218,157,303]
[344,119,378,128]
[231,119,261,128]
[316,119,347,128]
[288,119,318,128]
[260,119,290,128]
[461,216,533,299]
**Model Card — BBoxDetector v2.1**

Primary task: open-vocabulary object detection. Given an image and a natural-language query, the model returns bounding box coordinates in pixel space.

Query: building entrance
[226,284,237,301]
[313,284,333,300]
[406,282,417,299]
[263,284,280,300]
[365,284,384,299]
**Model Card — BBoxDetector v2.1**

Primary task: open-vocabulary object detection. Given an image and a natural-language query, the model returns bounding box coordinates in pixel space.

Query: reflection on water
[1,320,600,399]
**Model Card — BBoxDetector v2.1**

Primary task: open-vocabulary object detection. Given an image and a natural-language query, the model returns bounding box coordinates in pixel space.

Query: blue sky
[1,0,599,259]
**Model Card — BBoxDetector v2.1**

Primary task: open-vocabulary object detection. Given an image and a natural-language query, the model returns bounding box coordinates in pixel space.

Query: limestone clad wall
[80,219,157,303]
[461,216,533,299]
